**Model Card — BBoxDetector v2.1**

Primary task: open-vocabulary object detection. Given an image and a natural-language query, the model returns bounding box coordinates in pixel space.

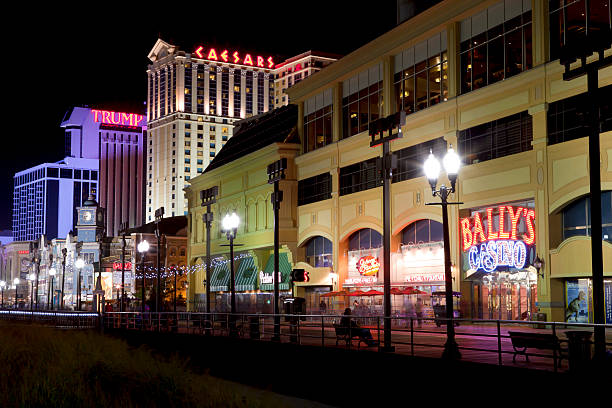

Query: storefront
[461,201,538,320]
[564,278,612,324]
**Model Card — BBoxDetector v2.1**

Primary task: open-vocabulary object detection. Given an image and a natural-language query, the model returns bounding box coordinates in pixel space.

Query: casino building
[146,39,337,222]
[185,0,612,322]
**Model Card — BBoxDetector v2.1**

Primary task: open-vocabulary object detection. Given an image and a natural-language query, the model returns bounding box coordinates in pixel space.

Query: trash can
[565,330,593,372]
[249,316,260,340]
[535,312,547,329]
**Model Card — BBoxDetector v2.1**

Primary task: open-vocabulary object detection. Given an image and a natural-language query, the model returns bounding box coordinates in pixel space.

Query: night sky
[3,2,398,231]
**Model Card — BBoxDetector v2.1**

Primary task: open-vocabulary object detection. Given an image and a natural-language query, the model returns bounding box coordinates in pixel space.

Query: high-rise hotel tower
[146,39,337,221]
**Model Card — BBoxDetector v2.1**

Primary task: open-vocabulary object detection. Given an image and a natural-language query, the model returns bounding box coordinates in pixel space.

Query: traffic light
[291,268,309,282]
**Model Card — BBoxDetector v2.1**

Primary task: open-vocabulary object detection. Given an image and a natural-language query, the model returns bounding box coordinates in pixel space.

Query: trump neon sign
[91,110,145,128]
[461,206,535,273]
[193,46,275,68]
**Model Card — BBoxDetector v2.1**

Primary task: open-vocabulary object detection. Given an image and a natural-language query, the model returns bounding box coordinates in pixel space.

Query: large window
[562,191,612,242]
[298,172,332,206]
[305,236,333,267]
[339,157,379,196]
[402,219,443,245]
[342,64,383,139]
[460,0,532,94]
[303,89,333,153]
[458,111,533,165]
[348,229,383,251]
[394,31,448,115]
[549,0,612,61]
[547,84,612,145]
[392,137,447,183]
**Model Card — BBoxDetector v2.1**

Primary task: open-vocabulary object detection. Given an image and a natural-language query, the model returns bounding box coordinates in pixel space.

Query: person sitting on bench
[340,308,377,346]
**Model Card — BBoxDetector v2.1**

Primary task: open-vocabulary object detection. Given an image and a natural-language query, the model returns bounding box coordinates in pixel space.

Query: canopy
[209,260,230,292]
[260,252,292,291]
[320,290,348,297]
[362,290,383,296]
[401,287,427,295]
[348,290,368,297]
[235,256,258,291]
[390,288,403,295]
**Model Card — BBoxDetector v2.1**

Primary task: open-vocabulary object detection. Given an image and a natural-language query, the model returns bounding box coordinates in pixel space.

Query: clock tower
[76,194,106,243]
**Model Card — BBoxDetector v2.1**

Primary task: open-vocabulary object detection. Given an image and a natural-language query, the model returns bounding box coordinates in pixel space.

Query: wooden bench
[508,331,567,364]
[333,324,367,349]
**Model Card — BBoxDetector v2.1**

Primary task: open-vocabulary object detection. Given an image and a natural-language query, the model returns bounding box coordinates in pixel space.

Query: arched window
[562,191,612,242]
[348,228,382,251]
[401,219,443,245]
[305,236,333,267]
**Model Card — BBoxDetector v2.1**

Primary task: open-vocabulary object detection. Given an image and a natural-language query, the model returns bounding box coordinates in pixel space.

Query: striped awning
[210,260,230,292]
[235,256,258,291]
[259,252,291,291]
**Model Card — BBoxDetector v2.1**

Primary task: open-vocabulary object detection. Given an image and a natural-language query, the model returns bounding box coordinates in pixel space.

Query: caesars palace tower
[146,39,336,221]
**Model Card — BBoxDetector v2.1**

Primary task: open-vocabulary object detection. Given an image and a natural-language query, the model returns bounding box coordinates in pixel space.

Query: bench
[333,324,368,349]
[508,331,567,364]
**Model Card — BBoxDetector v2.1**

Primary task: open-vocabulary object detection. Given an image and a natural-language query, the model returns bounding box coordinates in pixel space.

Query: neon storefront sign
[345,276,377,285]
[91,110,145,128]
[112,262,132,271]
[461,206,535,273]
[404,273,445,283]
[357,256,380,276]
[193,46,275,68]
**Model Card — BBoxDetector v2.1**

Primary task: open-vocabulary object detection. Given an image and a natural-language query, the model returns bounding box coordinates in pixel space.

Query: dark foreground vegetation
[0,323,325,407]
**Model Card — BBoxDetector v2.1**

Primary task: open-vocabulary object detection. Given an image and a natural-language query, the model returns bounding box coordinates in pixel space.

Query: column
[147,72,152,121]
[240,70,247,119]
[382,55,393,117]
[532,0,550,67]
[446,22,461,99]
[156,71,161,119]
[204,65,210,115]
[192,64,198,114]
[216,66,223,116]
[253,71,259,115]
[332,82,342,142]
[228,69,235,117]
[263,72,270,113]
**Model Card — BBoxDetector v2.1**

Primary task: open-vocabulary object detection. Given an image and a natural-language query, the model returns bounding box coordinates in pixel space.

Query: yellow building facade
[187,0,612,321]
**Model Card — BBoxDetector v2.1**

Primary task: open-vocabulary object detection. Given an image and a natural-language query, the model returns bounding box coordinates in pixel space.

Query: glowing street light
[138,240,150,314]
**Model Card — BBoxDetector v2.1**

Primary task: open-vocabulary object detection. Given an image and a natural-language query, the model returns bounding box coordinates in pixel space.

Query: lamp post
[119,222,129,313]
[559,10,612,361]
[13,278,20,308]
[424,145,462,360]
[222,212,240,315]
[137,240,150,315]
[0,280,6,308]
[48,267,56,310]
[32,249,41,310]
[267,158,287,342]
[200,186,218,315]
[75,258,85,311]
[154,207,164,314]
[27,272,36,311]
[60,248,67,310]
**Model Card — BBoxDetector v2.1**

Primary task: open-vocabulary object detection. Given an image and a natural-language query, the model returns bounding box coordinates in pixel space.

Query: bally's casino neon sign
[460,206,535,273]
[193,46,275,68]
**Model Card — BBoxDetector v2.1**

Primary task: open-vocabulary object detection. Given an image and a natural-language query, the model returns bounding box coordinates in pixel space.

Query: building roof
[205,104,299,174]
[127,216,187,237]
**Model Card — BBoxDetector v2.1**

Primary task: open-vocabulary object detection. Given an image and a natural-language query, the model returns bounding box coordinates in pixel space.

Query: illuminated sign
[91,110,145,128]
[461,205,535,273]
[404,273,445,283]
[345,276,377,285]
[112,262,132,271]
[193,46,275,68]
[357,256,380,276]
[17,250,29,254]
[259,270,280,284]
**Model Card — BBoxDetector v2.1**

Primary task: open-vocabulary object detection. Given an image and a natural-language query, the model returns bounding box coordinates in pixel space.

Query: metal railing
[0,309,99,329]
[102,311,611,373]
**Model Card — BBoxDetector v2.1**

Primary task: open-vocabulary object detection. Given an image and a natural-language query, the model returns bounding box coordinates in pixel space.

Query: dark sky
[3,2,398,231]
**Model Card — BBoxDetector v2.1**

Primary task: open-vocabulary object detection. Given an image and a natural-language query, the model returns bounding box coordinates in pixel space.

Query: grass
[0,323,319,408]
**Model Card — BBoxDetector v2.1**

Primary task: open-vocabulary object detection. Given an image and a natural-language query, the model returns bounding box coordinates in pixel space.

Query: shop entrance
[471,271,537,320]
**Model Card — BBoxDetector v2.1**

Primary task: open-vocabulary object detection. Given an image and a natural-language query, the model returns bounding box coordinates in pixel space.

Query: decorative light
[424,149,441,182]
[75,258,85,269]
[442,145,460,176]
[0,280,5,288]
[49,268,56,276]
[13,278,20,285]
[222,212,240,231]
[137,240,150,253]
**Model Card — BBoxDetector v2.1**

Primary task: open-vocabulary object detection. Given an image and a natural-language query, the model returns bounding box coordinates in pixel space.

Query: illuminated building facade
[61,107,146,237]
[146,40,337,222]
[184,0,612,321]
[12,157,99,242]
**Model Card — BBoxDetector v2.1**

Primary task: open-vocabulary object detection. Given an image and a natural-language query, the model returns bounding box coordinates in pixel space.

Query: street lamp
[137,239,150,315]
[200,186,218,315]
[27,272,36,311]
[75,258,85,311]
[60,248,67,310]
[424,145,462,360]
[48,267,56,310]
[222,212,239,318]
[0,280,6,308]
[13,277,20,308]
[154,207,165,314]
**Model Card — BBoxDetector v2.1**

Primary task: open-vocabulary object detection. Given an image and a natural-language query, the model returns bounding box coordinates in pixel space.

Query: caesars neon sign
[193,46,275,68]
[91,110,145,128]
[460,206,535,273]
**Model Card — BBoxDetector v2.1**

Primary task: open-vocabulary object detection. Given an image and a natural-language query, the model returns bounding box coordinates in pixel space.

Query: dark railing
[2,309,610,373]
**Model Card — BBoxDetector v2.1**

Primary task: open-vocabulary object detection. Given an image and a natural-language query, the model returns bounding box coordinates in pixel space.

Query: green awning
[210,260,230,292]
[260,252,291,291]
[235,256,258,291]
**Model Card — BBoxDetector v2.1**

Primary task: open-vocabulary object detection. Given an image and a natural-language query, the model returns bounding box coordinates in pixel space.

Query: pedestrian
[415,297,423,327]
[319,299,327,314]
